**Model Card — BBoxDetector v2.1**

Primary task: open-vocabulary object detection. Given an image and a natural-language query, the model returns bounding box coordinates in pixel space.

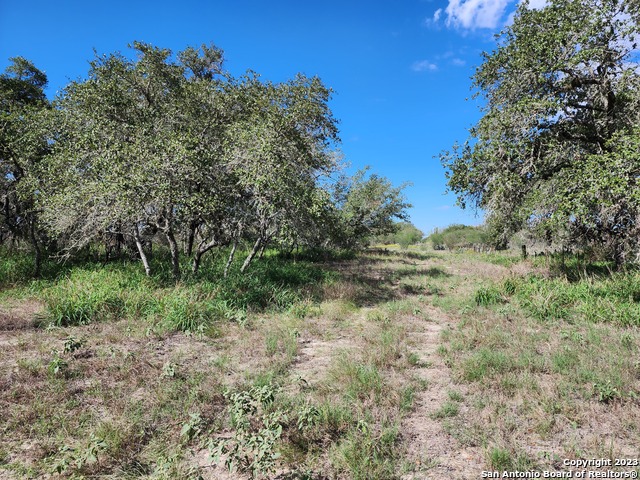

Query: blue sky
[0,0,533,235]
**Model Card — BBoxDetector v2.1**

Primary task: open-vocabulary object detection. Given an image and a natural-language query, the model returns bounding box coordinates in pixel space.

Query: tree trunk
[185,220,197,257]
[165,229,181,281]
[241,237,262,273]
[192,239,218,274]
[29,217,41,278]
[258,241,267,260]
[133,224,151,276]
[224,241,238,278]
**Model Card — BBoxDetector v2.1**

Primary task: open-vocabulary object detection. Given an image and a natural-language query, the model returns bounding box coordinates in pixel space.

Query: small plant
[621,332,634,349]
[502,278,518,296]
[209,384,285,478]
[447,390,464,402]
[407,352,420,366]
[593,381,621,403]
[63,336,85,354]
[331,422,400,479]
[180,412,204,442]
[296,404,320,431]
[48,352,68,376]
[52,435,107,474]
[265,333,279,356]
[475,286,504,306]
[488,447,513,470]
[162,361,177,378]
[432,401,459,419]
[400,386,415,412]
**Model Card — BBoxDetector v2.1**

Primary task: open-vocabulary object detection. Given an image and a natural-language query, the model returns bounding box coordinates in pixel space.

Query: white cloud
[451,58,466,66]
[441,0,548,31]
[445,0,513,29]
[424,8,444,27]
[411,60,438,72]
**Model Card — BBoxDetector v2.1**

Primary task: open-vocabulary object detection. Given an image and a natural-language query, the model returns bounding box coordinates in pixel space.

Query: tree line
[1,42,410,279]
[440,0,640,266]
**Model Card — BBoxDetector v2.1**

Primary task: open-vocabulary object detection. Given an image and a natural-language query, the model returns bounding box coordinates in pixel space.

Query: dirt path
[401,304,483,479]
[291,253,492,478]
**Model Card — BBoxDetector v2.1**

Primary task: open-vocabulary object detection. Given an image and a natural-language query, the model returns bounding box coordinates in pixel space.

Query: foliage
[0,42,409,280]
[31,249,334,329]
[427,224,488,250]
[331,421,399,480]
[500,268,640,326]
[474,286,504,307]
[441,0,640,264]
[331,167,411,249]
[373,222,423,248]
[209,384,286,478]
[0,57,50,274]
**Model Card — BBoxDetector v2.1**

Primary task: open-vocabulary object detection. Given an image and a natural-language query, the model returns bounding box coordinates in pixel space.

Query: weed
[502,278,518,296]
[265,329,299,359]
[265,332,279,356]
[331,358,385,402]
[475,286,505,307]
[593,381,621,403]
[461,348,514,382]
[407,352,423,367]
[366,309,389,323]
[162,362,177,378]
[432,401,459,419]
[447,390,463,402]
[210,384,285,478]
[400,386,415,412]
[47,352,68,376]
[63,336,84,354]
[180,413,204,443]
[52,435,108,474]
[488,447,513,470]
[331,422,399,480]
[621,332,635,349]
[369,328,404,368]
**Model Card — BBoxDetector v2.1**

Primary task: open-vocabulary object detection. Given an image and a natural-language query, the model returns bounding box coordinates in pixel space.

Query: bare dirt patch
[294,337,357,388]
[0,299,43,332]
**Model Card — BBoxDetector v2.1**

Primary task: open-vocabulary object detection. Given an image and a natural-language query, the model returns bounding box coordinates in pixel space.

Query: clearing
[1,249,639,478]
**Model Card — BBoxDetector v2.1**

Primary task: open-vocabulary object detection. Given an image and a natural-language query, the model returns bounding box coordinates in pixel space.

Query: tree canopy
[441,0,640,262]
[1,43,411,279]
[0,57,50,273]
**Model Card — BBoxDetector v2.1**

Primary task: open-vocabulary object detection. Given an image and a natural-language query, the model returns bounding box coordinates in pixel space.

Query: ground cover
[1,248,639,479]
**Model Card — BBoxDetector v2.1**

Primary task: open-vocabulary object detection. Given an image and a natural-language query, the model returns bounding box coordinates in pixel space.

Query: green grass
[461,348,515,381]
[0,248,337,332]
[432,401,459,419]
[6,246,640,477]
[500,272,640,325]
[474,286,505,307]
[331,422,400,480]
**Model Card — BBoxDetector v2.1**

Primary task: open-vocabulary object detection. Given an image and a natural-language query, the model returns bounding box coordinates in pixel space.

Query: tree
[331,168,411,249]
[373,222,423,247]
[441,0,640,264]
[0,57,49,274]
[225,74,340,271]
[35,43,344,278]
[38,43,228,279]
[427,224,488,251]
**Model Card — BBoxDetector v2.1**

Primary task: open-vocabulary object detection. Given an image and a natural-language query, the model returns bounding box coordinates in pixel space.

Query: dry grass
[2,247,639,479]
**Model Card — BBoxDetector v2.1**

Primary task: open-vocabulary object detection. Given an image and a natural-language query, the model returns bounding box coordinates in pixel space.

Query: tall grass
[24,249,337,330]
[499,272,640,325]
